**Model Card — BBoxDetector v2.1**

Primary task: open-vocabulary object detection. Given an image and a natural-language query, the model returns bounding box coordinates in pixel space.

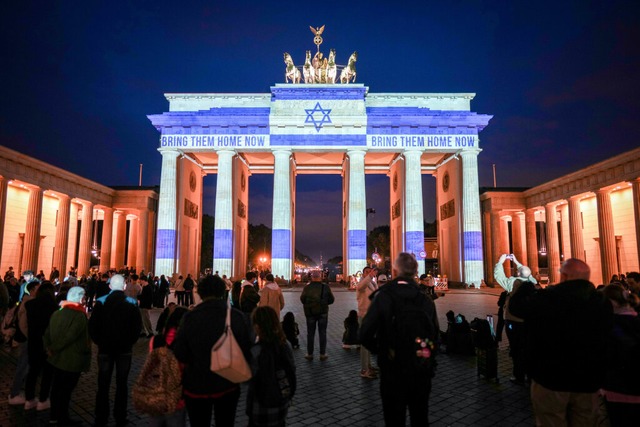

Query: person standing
[259,273,285,319]
[173,275,252,427]
[138,275,154,337]
[526,259,613,426]
[356,266,378,378]
[300,270,335,361]
[19,270,39,302]
[44,286,91,426]
[89,274,142,427]
[360,253,440,427]
[240,272,260,315]
[174,275,185,306]
[183,274,195,306]
[494,253,537,292]
[24,281,58,410]
[247,306,296,427]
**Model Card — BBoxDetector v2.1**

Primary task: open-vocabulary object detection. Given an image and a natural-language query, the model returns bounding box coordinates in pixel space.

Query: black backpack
[255,343,296,407]
[385,282,437,376]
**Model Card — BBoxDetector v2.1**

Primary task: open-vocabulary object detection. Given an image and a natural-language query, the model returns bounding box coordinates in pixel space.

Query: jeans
[505,320,526,381]
[95,353,132,425]
[184,388,240,427]
[359,317,371,371]
[25,351,53,402]
[305,313,328,355]
[50,368,81,422]
[380,369,431,426]
[10,341,28,397]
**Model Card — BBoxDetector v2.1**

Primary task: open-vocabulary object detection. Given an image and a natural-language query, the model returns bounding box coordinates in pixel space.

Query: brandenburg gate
[148,32,492,285]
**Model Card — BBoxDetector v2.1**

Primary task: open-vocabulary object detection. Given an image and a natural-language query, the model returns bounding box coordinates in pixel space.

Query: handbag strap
[225,299,232,330]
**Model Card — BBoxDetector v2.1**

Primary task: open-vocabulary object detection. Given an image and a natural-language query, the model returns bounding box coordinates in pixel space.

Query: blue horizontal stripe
[271,134,366,146]
[348,230,367,260]
[214,229,233,260]
[464,231,483,261]
[156,229,176,259]
[405,231,424,257]
[272,229,291,259]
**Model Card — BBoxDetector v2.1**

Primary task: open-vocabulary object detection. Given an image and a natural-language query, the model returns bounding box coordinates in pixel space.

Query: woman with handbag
[173,275,253,427]
[247,306,296,427]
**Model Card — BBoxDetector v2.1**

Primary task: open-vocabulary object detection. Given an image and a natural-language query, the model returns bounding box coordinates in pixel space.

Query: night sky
[2,1,639,265]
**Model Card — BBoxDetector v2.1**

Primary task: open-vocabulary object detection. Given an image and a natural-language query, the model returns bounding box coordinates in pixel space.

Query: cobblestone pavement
[0,287,533,426]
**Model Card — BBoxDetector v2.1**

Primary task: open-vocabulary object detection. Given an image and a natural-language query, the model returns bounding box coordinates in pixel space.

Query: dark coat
[603,313,640,396]
[525,279,613,392]
[300,281,334,317]
[173,298,252,396]
[240,283,260,314]
[89,290,142,355]
[360,276,439,372]
[138,283,154,309]
[25,295,58,361]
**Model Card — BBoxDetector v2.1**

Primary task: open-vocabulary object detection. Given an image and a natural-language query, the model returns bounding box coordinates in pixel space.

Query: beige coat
[259,282,285,319]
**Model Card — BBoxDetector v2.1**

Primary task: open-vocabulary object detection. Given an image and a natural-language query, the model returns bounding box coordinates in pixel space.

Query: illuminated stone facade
[148,84,492,284]
[0,146,158,277]
[481,147,640,285]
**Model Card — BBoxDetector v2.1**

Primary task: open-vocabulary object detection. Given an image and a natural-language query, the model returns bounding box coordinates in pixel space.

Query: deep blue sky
[2,1,639,264]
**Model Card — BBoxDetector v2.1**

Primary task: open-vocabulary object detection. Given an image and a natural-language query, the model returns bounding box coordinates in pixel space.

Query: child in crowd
[281,312,300,349]
[342,310,360,349]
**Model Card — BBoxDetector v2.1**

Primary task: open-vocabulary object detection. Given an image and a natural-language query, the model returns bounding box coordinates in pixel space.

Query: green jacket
[43,304,91,373]
[300,281,335,317]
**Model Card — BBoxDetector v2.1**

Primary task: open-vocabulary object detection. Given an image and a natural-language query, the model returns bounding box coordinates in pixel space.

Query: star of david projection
[305,102,332,132]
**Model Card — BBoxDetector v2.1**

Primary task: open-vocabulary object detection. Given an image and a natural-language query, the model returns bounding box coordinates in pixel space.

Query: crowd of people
[495,254,640,426]
[1,253,639,426]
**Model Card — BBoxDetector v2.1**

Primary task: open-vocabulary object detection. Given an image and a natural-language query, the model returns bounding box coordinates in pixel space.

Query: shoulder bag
[210,300,252,383]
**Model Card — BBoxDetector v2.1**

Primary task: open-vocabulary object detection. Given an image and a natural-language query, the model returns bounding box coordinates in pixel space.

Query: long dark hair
[252,306,286,346]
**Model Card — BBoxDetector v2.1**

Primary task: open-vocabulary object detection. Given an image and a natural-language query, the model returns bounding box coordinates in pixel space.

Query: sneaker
[24,399,38,410]
[304,354,313,360]
[37,399,51,411]
[342,344,351,350]
[360,369,378,379]
[319,354,328,361]
[8,394,26,405]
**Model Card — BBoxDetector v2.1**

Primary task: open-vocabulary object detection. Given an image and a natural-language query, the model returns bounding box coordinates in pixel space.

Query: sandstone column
[136,209,149,273]
[213,150,235,277]
[631,179,640,268]
[459,149,483,285]
[490,212,503,282]
[568,195,585,261]
[405,150,426,276]
[545,203,561,284]
[113,211,127,270]
[77,201,94,275]
[52,194,71,275]
[99,207,113,272]
[271,150,293,279]
[596,189,618,284]
[346,150,367,277]
[22,187,43,273]
[127,215,138,270]
[512,212,526,265]
[0,177,8,267]
[525,208,539,275]
[155,149,180,277]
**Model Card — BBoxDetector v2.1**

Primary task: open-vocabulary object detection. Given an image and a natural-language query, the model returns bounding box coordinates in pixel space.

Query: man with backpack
[361,252,439,427]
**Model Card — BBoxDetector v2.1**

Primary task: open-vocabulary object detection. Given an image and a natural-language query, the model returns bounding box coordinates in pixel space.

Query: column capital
[157,148,181,157]
[347,149,367,158]
[458,147,482,157]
